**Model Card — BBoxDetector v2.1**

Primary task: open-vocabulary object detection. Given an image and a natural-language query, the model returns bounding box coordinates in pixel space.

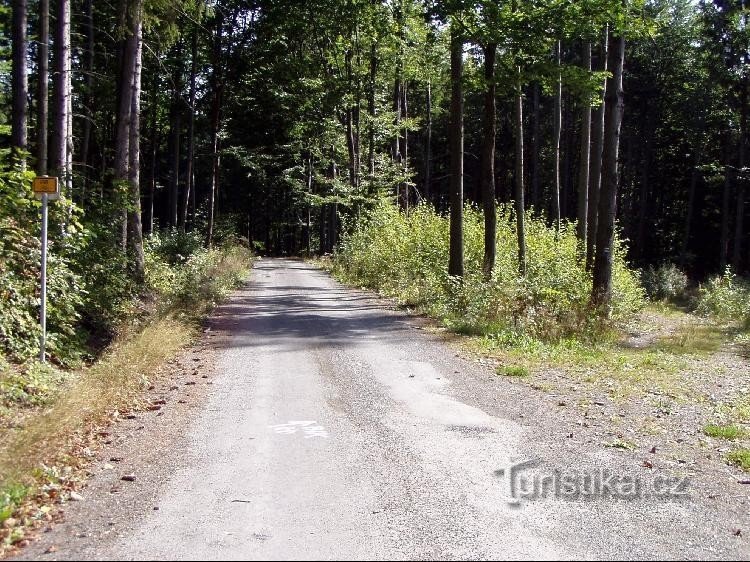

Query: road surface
[18,259,750,560]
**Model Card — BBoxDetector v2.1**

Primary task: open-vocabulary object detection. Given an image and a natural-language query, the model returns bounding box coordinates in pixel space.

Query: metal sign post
[40,193,48,362]
[32,176,59,363]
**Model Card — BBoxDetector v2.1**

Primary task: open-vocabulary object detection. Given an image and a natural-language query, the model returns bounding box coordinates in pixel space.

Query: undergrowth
[332,202,645,343]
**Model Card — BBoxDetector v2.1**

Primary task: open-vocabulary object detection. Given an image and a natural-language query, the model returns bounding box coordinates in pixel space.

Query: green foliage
[145,236,251,314]
[0,362,70,408]
[496,365,530,378]
[703,423,746,440]
[0,482,29,524]
[695,269,750,327]
[641,263,689,302]
[333,202,644,342]
[726,449,750,472]
[0,168,86,365]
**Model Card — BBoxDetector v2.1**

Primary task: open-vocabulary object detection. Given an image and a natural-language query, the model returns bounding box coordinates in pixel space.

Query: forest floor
[6,258,749,560]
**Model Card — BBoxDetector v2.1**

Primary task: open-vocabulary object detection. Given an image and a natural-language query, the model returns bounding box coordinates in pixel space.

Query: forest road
[16,258,750,560]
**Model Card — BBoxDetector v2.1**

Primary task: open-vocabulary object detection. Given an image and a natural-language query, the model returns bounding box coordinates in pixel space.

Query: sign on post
[33,176,59,362]
[33,176,60,199]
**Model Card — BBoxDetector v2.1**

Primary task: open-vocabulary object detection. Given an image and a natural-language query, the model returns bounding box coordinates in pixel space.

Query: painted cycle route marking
[270,420,329,439]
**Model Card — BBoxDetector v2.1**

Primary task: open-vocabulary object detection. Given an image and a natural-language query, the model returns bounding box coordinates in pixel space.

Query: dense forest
[1,0,749,362]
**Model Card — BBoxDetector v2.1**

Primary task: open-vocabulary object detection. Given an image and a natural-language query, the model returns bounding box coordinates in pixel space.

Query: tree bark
[424,78,432,202]
[168,41,183,229]
[481,43,497,278]
[36,0,49,175]
[80,0,94,199]
[368,40,377,187]
[733,70,747,271]
[514,77,527,277]
[207,13,224,247]
[180,27,198,232]
[592,30,625,310]
[50,0,70,180]
[586,25,608,271]
[448,24,464,278]
[720,142,732,270]
[553,40,562,231]
[530,82,540,211]
[127,12,145,279]
[577,42,592,250]
[680,139,703,267]
[11,0,28,162]
[113,0,139,250]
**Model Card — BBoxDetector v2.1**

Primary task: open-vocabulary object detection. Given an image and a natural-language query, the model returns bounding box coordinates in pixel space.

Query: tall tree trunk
[368,40,377,187]
[577,42,592,250]
[127,11,145,279]
[207,13,224,248]
[680,139,703,267]
[553,40,562,231]
[530,82,540,211]
[586,25,608,271]
[514,76,527,277]
[401,81,409,210]
[113,0,138,250]
[481,43,497,278]
[11,0,28,162]
[592,30,625,309]
[345,48,358,190]
[168,42,183,229]
[448,24,464,278]
[50,0,70,180]
[306,153,313,255]
[733,71,747,271]
[145,71,158,235]
[36,0,49,175]
[180,27,198,232]
[720,140,732,269]
[80,0,94,199]
[425,77,432,202]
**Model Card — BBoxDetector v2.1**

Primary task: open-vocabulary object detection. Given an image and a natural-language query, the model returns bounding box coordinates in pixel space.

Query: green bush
[641,263,689,302]
[695,269,750,327]
[0,168,86,365]
[333,202,644,342]
[0,164,252,367]
[145,239,251,314]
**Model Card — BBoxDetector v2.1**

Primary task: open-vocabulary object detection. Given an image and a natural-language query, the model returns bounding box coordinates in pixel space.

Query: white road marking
[270,420,329,438]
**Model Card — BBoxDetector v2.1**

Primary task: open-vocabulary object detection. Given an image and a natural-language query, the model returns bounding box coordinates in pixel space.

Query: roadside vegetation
[0,170,252,551]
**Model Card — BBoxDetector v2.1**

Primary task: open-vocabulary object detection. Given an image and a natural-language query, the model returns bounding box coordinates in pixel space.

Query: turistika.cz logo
[496,459,690,507]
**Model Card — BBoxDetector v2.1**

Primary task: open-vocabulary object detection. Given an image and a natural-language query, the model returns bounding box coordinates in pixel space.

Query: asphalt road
[18,258,750,560]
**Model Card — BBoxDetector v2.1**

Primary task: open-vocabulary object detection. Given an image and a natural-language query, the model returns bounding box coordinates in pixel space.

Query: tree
[481,41,497,277]
[586,26,608,271]
[577,41,592,250]
[448,21,464,278]
[50,0,71,182]
[592,23,625,309]
[36,0,49,175]
[11,0,28,162]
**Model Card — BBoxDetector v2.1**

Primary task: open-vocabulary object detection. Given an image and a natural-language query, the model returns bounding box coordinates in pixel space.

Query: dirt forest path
[15,259,750,560]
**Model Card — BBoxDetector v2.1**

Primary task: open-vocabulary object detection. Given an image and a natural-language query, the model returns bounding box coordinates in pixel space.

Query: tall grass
[333,202,644,342]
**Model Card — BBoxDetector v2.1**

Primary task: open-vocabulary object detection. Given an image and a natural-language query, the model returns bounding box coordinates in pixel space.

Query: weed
[497,365,530,378]
[703,424,746,440]
[726,449,750,471]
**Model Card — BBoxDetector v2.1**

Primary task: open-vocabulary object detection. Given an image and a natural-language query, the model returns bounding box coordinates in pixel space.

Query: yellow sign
[32,176,59,194]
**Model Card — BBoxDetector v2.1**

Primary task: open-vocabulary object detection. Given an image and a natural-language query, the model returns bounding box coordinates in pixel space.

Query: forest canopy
[0,0,749,361]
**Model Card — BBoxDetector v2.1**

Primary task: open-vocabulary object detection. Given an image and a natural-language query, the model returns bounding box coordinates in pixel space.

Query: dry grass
[0,316,193,487]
